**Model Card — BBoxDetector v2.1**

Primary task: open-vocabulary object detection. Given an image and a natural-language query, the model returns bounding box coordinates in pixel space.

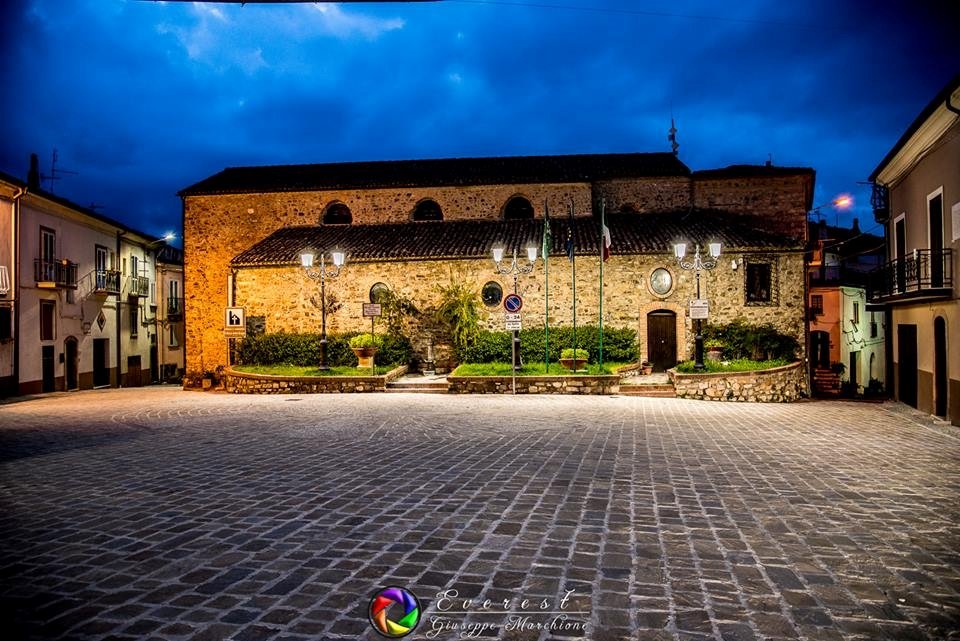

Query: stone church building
[180,153,813,382]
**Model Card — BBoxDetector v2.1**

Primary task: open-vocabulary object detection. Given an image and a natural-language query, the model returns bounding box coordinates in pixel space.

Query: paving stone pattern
[1,388,958,641]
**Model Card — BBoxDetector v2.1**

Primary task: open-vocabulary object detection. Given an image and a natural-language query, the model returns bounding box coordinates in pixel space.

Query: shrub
[458,325,637,363]
[560,348,589,360]
[433,279,481,350]
[375,333,413,367]
[701,319,798,361]
[349,333,382,349]
[237,331,412,367]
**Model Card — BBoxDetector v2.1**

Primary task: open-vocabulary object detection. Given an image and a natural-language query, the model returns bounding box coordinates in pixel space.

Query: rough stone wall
[594,178,692,213]
[670,362,805,402]
[694,175,811,240]
[224,365,406,394]
[232,249,806,368]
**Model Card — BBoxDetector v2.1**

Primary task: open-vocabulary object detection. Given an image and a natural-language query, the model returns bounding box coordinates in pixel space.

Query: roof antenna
[43,148,78,194]
[668,108,679,156]
[765,153,773,167]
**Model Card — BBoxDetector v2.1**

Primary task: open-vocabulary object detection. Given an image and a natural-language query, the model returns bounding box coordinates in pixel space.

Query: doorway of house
[41,345,55,393]
[93,338,110,387]
[934,317,947,417]
[647,310,677,372]
[127,355,142,387]
[810,331,830,369]
[897,324,918,408]
[64,337,78,391]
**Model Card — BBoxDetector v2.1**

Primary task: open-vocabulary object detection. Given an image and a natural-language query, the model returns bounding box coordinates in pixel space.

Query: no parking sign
[503,294,523,313]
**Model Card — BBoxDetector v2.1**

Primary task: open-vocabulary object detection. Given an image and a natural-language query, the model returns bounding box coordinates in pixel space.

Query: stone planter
[706,348,724,361]
[560,358,588,371]
[351,347,377,369]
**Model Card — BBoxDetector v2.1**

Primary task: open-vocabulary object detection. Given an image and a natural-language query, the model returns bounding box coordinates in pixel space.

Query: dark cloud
[1,0,957,241]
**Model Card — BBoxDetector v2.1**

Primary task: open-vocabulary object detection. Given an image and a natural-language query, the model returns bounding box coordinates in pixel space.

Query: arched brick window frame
[503,195,534,220]
[323,202,352,225]
[412,199,443,222]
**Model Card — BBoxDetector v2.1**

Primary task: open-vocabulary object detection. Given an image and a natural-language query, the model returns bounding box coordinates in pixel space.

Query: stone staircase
[385,374,449,394]
[618,372,676,398]
[812,368,841,397]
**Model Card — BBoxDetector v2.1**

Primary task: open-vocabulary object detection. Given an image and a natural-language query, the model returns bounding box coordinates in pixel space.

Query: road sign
[225,307,245,329]
[689,299,709,320]
[505,321,522,331]
[362,303,382,317]
[503,293,523,313]
[504,313,521,322]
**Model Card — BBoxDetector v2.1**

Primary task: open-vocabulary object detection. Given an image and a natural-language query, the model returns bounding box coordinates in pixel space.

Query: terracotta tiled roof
[180,153,690,196]
[231,210,801,267]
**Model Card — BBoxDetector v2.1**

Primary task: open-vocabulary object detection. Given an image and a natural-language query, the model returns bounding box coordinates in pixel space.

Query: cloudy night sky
[1,0,957,244]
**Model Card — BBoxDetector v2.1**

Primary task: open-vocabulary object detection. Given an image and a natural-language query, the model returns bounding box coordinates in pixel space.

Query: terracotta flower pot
[351,347,377,369]
[560,358,587,371]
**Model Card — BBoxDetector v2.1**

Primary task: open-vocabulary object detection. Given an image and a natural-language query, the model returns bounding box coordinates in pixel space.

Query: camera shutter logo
[369,586,421,638]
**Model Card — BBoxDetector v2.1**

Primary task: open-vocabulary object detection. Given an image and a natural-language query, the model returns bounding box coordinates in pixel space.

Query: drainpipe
[11,186,26,394]
[116,230,124,387]
[946,92,960,116]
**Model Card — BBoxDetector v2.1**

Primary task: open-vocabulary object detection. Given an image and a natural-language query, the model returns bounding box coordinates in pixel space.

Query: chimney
[27,153,40,190]
[852,217,860,233]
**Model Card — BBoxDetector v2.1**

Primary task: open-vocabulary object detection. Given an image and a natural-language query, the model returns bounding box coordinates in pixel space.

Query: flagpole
[543,200,550,374]
[599,198,605,368]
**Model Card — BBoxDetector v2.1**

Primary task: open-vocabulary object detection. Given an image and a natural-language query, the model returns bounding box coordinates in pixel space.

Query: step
[620,384,676,398]
[385,387,449,394]
[386,381,449,389]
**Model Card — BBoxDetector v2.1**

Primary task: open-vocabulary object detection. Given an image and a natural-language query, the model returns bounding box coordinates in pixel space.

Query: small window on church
[503,196,534,220]
[482,282,503,307]
[323,202,352,225]
[745,262,772,304]
[413,199,443,221]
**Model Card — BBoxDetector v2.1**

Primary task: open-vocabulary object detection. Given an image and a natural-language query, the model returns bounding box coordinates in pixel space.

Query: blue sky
[1,0,957,244]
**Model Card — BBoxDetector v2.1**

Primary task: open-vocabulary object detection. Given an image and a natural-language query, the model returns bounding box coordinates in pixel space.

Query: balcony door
[95,245,109,291]
[40,227,56,281]
[928,191,943,287]
[894,216,906,293]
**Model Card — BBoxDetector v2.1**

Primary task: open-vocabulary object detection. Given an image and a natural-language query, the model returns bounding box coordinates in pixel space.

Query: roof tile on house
[231,210,801,266]
[181,153,691,196]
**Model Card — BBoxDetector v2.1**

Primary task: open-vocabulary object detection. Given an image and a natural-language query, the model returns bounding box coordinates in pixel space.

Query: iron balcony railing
[128,275,150,297]
[167,297,184,318]
[34,258,78,289]
[93,269,121,294]
[868,248,952,302]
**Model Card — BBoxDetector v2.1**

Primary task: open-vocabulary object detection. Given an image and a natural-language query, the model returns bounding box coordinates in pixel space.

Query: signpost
[362,303,382,374]
[224,307,246,338]
[503,294,524,391]
[689,299,709,320]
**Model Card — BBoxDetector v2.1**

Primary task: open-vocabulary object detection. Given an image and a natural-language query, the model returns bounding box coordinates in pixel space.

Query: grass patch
[232,364,396,377]
[452,362,627,376]
[674,358,792,373]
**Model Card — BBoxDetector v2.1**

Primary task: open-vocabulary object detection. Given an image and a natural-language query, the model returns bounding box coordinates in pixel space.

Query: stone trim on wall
[447,374,619,395]
[669,361,805,402]
[225,365,407,394]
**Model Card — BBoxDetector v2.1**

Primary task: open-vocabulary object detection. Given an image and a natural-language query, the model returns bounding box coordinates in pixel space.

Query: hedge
[458,325,637,364]
[236,332,413,368]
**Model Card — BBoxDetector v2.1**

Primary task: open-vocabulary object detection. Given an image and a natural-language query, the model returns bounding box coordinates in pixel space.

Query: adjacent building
[0,155,181,396]
[869,74,959,424]
[180,153,814,385]
[807,219,886,396]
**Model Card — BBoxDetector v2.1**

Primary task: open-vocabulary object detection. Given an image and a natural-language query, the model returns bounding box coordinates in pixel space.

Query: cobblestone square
[1,388,958,640]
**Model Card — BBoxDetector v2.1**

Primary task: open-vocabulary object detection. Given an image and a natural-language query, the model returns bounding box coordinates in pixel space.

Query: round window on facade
[369,282,390,304]
[482,281,503,307]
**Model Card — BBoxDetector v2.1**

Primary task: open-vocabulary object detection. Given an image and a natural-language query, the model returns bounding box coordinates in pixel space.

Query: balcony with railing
[868,248,952,303]
[92,269,121,295]
[128,275,150,297]
[34,258,78,289]
[808,264,870,288]
[167,297,184,319]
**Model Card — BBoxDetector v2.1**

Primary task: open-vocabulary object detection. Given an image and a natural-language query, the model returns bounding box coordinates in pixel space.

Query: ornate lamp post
[674,241,721,370]
[492,245,538,371]
[300,249,345,370]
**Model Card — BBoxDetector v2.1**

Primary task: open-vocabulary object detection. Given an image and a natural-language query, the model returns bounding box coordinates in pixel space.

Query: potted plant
[705,339,724,361]
[560,348,589,371]
[641,360,653,375]
[349,333,382,369]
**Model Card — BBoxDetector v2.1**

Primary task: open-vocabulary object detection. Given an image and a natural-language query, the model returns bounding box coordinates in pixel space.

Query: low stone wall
[447,375,619,395]
[669,362,805,402]
[225,366,407,394]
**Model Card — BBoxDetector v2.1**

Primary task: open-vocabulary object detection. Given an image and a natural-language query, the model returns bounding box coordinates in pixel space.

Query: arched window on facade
[413,199,443,221]
[323,202,352,225]
[503,196,534,220]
